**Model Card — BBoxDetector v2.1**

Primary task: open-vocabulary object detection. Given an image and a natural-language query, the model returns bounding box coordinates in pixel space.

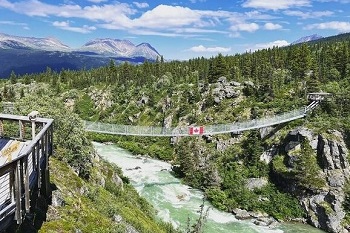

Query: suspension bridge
[84,93,329,137]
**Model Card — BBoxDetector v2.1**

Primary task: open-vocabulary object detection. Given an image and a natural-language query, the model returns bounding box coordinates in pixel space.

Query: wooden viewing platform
[0,112,53,231]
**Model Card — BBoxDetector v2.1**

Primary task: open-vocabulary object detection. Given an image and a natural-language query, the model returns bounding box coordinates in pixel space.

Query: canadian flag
[189,126,204,135]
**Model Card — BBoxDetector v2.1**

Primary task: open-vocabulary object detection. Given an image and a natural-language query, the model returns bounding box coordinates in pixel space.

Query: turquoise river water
[93,142,326,233]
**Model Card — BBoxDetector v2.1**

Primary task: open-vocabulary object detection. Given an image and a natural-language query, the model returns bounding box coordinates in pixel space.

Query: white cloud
[244,10,277,20]
[283,10,333,19]
[0,1,278,39]
[0,20,26,26]
[133,5,202,29]
[0,20,29,29]
[264,22,282,30]
[189,45,231,53]
[133,2,149,9]
[53,20,96,33]
[173,28,228,34]
[254,40,290,50]
[242,0,311,10]
[0,0,14,9]
[128,29,191,37]
[304,21,350,32]
[230,22,259,32]
[0,0,136,22]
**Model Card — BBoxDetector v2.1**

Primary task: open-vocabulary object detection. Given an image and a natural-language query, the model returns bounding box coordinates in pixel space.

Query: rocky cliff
[272,127,350,233]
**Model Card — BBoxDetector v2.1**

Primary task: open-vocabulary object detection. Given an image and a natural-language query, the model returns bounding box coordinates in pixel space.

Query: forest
[1,32,350,232]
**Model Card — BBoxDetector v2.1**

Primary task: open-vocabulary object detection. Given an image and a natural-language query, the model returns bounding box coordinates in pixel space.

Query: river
[93,142,325,233]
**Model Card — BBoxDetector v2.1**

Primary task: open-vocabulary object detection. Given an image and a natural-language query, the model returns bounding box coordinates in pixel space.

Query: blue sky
[0,0,350,60]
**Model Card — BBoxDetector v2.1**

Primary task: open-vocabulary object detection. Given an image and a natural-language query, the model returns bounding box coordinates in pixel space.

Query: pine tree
[9,70,17,84]
[208,53,228,83]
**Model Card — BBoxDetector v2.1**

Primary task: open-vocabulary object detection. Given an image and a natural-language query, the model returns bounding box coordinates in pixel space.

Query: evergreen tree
[208,53,228,83]
[9,70,17,84]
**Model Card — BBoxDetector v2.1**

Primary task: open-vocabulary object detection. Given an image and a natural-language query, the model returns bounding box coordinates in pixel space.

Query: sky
[0,0,350,60]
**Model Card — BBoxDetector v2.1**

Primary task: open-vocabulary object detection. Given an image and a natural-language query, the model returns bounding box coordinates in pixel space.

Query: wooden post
[28,110,39,139]
[24,158,30,213]
[9,168,14,204]
[14,161,22,224]
[36,142,41,190]
[19,120,24,140]
[0,120,3,137]
[32,144,36,172]
[31,121,36,140]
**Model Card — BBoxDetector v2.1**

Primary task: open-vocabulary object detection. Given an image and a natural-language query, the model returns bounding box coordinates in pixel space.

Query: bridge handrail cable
[84,106,310,137]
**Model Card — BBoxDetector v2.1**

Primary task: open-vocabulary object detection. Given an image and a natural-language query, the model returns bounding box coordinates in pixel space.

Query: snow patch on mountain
[291,34,324,45]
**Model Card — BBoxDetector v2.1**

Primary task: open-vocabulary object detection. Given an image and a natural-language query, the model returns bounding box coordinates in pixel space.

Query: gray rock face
[113,214,123,223]
[260,146,277,164]
[232,208,278,227]
[211,77,241,104]
[278,127,350,233]
[92,170,106,188]
[244,80,255,87]
[163,114,173,129]
[51,190,65,207]
[216,136,242,151]
[253,217,278,227]
[233,208,251,220]
[112,172,124,191]
[246,178,268,191]
[89,88,113,111]
[126,225,140,233]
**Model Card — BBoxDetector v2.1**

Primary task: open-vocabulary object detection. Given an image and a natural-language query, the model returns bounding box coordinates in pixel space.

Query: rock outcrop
[274,127,350,233]
[232,208,278,227]
[89,88,113,111]
[211,77,241,104]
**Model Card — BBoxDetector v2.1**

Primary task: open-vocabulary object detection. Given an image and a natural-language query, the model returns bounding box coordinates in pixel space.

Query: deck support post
[19,120,24,140]
[0,120,3,137]
[14,161,22,224]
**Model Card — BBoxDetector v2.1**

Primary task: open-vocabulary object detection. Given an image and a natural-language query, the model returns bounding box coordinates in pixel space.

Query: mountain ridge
[291,34,324,45]
[0,33,161,60]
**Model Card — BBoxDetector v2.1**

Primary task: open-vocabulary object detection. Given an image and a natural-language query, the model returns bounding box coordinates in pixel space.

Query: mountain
[78,38,160,60]
[0,33,70,51]
[0,33,161,78]
[133,43,160,60]
[291,34,324,45]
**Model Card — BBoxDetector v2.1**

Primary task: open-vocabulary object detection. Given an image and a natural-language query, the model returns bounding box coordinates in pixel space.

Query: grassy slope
[40,157,177,233]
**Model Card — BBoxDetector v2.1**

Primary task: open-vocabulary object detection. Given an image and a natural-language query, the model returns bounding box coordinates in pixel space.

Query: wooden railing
[0,113,53,231]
